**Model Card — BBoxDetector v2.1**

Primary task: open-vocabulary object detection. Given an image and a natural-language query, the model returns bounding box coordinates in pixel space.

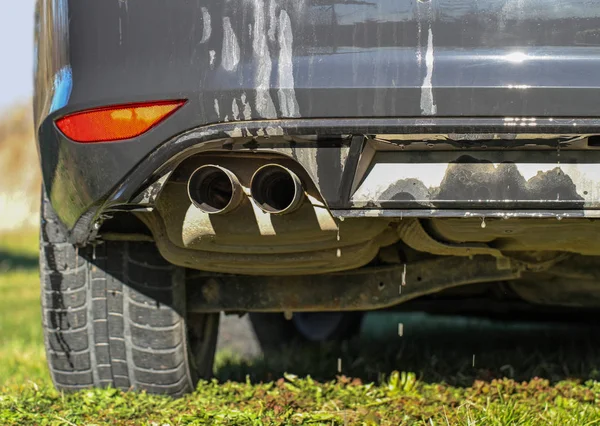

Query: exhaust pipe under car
[187,165,244,214]
[251,164,304,214]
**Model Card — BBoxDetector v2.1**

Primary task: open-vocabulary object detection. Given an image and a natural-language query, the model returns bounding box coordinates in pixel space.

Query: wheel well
[99,212,153,239]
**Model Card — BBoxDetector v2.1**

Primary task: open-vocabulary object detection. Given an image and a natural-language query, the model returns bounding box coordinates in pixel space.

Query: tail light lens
[55,100,185,143]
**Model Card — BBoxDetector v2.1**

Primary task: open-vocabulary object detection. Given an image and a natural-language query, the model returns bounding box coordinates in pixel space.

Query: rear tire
[40,193,219,396]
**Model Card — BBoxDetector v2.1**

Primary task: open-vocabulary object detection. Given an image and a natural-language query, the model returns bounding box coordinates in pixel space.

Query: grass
[2,230,600,424]
[0,231,46,388]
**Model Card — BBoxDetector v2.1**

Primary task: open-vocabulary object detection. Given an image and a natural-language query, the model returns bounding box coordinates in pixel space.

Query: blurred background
[0,0,39,231]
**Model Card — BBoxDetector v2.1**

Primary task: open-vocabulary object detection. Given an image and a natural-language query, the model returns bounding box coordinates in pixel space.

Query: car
[35,0,600,396]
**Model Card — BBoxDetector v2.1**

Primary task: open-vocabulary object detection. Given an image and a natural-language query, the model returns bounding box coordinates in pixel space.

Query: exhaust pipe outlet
[187,165,244,214]
[251,164,304,214]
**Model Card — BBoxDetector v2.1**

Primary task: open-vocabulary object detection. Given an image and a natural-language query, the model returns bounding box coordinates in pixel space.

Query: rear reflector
[55,100,185,143]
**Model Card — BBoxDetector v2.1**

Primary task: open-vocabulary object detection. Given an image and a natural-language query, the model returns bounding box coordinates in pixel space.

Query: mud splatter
[226,127,244,138]
[268,0,278,42]
[420,27,437,115]
[214,98,220,118]
[277,10,300,117]
[200,7,212,44]
[118,18,123,45]
[222,17,240,72]
[118,0,128,12]
[241,93,252,120]
[232,98,240,120]
[252,0,277,118]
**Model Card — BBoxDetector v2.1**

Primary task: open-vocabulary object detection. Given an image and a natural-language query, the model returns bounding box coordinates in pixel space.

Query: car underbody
[89,131,600,311]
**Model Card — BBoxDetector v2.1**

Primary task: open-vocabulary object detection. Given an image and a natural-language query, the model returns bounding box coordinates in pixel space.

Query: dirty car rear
[34,0,600,395]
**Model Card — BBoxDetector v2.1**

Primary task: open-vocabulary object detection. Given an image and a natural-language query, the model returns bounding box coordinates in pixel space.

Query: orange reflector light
[55,100,185,143]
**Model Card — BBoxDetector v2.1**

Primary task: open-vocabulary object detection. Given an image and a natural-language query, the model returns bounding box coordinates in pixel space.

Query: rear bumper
[60,119,600,244]
[34,0,600,242]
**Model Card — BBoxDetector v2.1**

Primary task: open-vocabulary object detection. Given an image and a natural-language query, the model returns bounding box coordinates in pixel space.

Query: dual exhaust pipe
[187,164,304,215]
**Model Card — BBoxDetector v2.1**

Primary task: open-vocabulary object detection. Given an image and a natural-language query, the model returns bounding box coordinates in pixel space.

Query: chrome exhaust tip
[250,164,304,214]
[187,165,244,214]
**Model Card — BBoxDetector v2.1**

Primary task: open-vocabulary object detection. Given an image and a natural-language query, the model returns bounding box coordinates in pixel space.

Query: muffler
[187,165,244,214]
[250,164,304,214]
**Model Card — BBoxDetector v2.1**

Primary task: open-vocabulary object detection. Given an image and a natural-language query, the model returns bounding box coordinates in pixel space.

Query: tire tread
[40,192,216,396]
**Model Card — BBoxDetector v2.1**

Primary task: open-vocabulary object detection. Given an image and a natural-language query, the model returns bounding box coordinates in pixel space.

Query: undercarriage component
[187,165,243,214]
[510,275,600,308]
[138,153,399,275]
[398,218,506,259]
[429,217,600,255]
[509,255,600,308]
[186,256,523,313]
[250,164,304,214]
[141,201,397,275]
[388,296,600,321]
